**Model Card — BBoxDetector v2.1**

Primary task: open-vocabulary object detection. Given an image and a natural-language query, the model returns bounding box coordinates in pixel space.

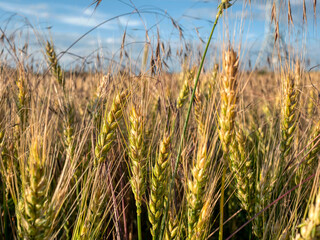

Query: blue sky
[0,0,319,71]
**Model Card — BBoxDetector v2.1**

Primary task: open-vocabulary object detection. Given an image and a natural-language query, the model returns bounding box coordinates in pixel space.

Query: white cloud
[56,15,113,30]
[56,14,141,29]
[0,2,50,18]
[0,2,141,30]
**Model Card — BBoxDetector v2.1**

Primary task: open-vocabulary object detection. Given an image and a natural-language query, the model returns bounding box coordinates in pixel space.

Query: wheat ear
[63,103,75,164]
[218,47,239,240]
[164,210,179,240]
[148,133,171,239]
[128,106,146,240]
[16,70,29,131]
[280,74,298,160]
[229,128,255,217]
[307,89,316,118]
[94,90,128,166]
[218,47,238,155]
[187,138,209,239]
[46,41,65,88]
[177,78,190,110]
[16,139,53,240]
[194,91,205,136]
[192,199,212,240]
[206,63,219,99]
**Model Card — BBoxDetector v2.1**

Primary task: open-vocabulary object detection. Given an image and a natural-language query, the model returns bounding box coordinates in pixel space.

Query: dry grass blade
[288,0,293,26]
[314,0,317,19]
[303,0,307,23]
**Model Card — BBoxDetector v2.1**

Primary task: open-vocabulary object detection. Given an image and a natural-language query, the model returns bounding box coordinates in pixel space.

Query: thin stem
[120,165,128,240]
[108,167,122,240]
[158,6,224,240]
[137,210,142,240]
[219,165,227,240]
[3,180,8,240]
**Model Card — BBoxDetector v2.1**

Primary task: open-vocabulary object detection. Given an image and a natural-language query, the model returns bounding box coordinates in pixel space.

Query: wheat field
[0,0,320,239]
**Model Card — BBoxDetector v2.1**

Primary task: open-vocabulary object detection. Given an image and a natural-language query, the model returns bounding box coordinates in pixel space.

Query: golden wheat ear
[217,47,239,240]
[17,139,53,240]
[128,106,146,240]
[94,90,129,166]
[46,41,65,88]
[218,47,239,156]
[148,133,170,239]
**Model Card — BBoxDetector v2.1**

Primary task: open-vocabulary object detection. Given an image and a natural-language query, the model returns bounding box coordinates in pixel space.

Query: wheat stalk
[159,3,231,238]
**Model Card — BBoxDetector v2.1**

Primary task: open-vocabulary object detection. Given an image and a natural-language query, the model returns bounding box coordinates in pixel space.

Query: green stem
[137,209,142,240]
[158,6,224,240]
[219,165,227,240]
